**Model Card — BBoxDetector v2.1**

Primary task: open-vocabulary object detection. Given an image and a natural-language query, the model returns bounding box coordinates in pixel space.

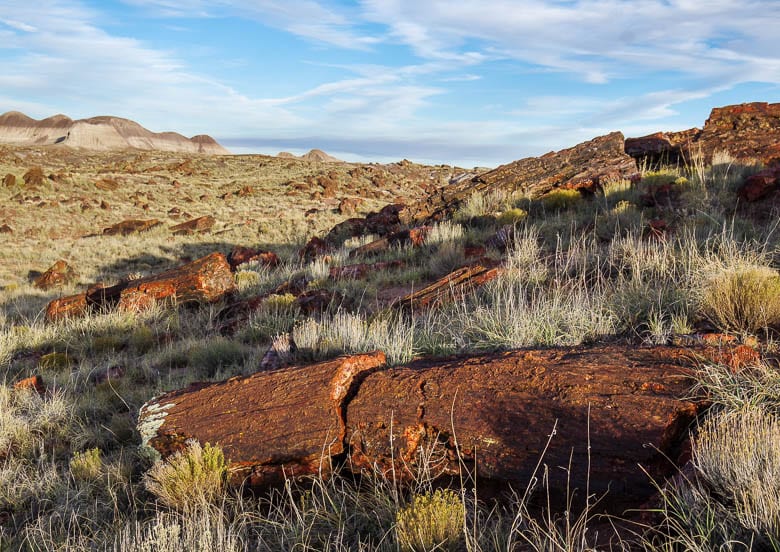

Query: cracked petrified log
[170,215,216,235]
[138,346,711,514]
[391,263,502,311]
[103,219,162,236]
[399,132,638,225]
[46,252,235,321]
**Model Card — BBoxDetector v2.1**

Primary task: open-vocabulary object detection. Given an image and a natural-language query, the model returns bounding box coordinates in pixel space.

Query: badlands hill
[0,111,229,154]
[278,148,343,163]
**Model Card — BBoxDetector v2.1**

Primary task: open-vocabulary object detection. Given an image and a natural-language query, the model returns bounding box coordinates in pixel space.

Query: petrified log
[138,345,712,514]
[46,252,235,321]
[391,263,502,311]
[34,259,78,290]
[399,132,638,225]
[329,260,405,280]
[348,227,430,259]
[103,219,162,236]
[227,246,280,271]
[170,215,216,235]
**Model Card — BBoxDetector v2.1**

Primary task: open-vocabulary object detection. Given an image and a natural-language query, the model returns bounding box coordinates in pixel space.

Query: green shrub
[144,441,227,510]
[497,208,528,226]
[541,188,581,211]
[701,265,780,334]
[396,489,465,552]
[70,448,102,482]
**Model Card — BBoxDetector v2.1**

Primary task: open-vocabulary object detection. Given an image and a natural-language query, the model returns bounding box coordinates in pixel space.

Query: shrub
[69,448,102,482]
[701,265,780,334]
[540,188,581,211]
[497,208,528,226]
[144,441,227,510]
[395,489,465,552]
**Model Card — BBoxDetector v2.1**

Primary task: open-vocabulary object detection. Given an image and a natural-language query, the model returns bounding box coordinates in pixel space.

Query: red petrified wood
[46,252,236,321]
[138,345,712,514]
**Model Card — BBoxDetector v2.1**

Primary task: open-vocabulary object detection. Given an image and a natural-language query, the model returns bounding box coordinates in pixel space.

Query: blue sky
[1,0,779,167]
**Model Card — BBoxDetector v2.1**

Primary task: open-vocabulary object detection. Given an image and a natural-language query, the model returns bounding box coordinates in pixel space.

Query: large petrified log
[46,252,235,321]
[391,263,502,311]
[138,345,716,514]
[399,132,638,225]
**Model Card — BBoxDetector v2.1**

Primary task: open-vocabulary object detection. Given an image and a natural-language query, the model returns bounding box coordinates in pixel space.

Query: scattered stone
[34,259,78,290]
[329,260,405,280]
[13,375,46,395]
[95,178,119,191]
[227,246,280,271]
[170,215,216,235]
[392,263,502,311]
[23,166,45,187]
[138,345,706,514]
[103,219,162,236]
[299,236,333,261]
[46,252,236,321]
[3,173,16,187]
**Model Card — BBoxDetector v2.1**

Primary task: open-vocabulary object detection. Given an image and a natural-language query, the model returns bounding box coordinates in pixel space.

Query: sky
[1,1,780,167]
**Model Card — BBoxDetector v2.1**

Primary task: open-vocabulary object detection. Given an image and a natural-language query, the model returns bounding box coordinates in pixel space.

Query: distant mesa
[0,111,230,155]
[277,149,342,163]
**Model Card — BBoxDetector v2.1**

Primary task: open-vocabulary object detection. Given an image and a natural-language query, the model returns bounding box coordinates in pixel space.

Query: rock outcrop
[0,111,229,154]
[46,252,235,321]
[138,345,710,513]
[627,102,780,166]
[399,132,638,225]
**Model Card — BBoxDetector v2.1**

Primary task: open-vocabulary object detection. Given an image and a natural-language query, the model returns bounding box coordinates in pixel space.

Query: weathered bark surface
[391,264,502,311]
[170,215,216,235]
[46,252,235,321]
[399,132,638,225]
[139,351,388,488]
[103,219,161,236]
[138,345,713,513]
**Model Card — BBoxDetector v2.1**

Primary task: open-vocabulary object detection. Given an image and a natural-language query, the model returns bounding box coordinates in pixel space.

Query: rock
[138,345,707,514]
[3,173,16,187]
[100,200,110,210]
[13,375,46,395]
[237,186,254,197]
[294,289,343,315]
[738,167,780,202]
[391,263,502,311]
[91,365,125,385]
[321,204,405,246]
[227,246,280,271]
[299,236,333,262]
[348,227,431,259]
[0,224,12,234]
[399,133,638,225]
[329,260,405,280]
[338,198,362,215]
[34,259,78,290]
[170,215,216,235]
[324,218,367,244]
[23,166,45,188]
[95,178,119,191]
[46,252,236,321]
[628,103,780,166]
[103,219,162,236]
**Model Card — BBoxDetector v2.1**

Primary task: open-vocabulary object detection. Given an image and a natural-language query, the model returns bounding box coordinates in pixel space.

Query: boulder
[34,259,78,290]
[391,263,502,311]
[138,345,709,514]
[399,133,638,225]
[103,219,162,236]
[23,166,45,188]
[170,215,216,235]
[3,173,16,187]
[46,252,235,321]
[227,246,280,271]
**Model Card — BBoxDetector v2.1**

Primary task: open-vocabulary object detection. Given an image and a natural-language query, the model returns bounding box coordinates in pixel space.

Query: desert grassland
[1,147,780,551]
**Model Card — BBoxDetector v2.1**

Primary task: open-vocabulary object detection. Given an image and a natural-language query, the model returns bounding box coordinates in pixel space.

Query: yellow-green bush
[396,489,465,552]
[70,448,102,482]
[701,265,780,334]
[143,441,227,510]
[497,208,528,225]
[541,188,581,211]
